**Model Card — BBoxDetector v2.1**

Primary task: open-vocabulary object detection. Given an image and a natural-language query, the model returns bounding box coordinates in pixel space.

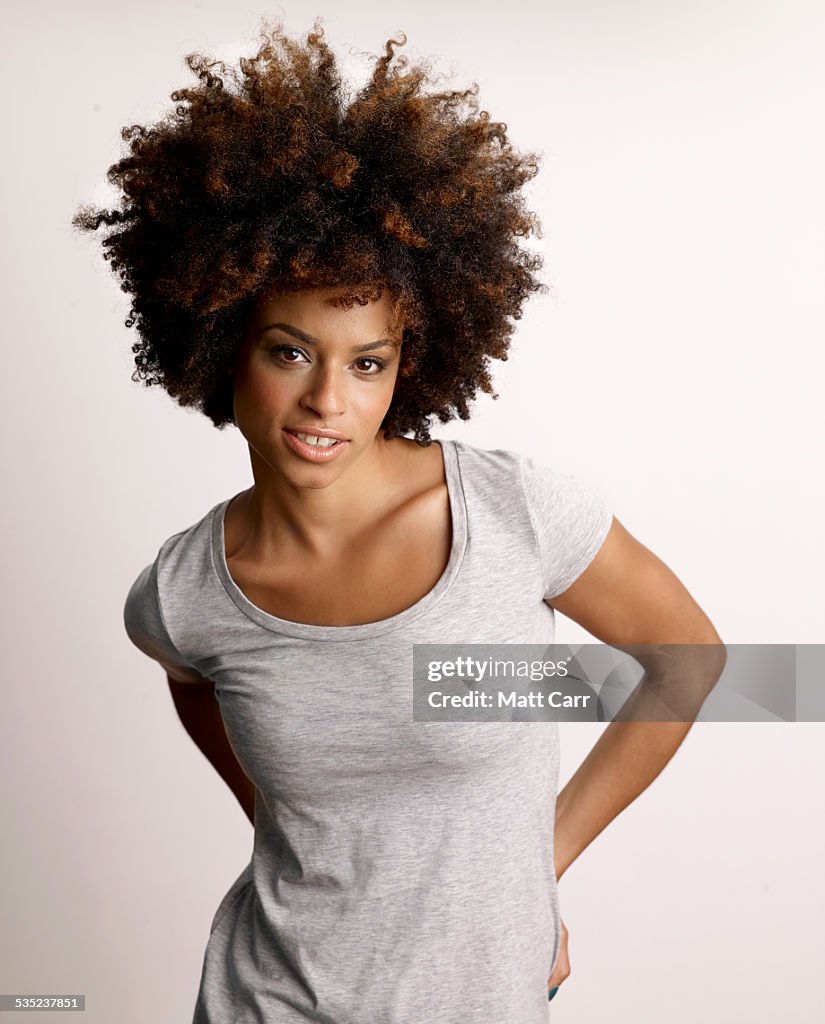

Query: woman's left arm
[548,516,727,881]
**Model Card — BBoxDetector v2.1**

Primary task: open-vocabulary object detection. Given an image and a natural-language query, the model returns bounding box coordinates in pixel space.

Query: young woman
[73,18,723,1023]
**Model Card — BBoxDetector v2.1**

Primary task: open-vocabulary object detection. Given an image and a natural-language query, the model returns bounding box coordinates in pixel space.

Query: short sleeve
[519,455,614,601]
[123,560,204,683]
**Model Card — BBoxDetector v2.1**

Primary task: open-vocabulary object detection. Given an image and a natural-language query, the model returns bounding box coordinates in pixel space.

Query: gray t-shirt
[124,438,613,1024]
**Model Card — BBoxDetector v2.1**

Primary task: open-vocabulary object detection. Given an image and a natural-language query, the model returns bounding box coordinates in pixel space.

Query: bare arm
[167,675,256,827]
[549,517,726,881]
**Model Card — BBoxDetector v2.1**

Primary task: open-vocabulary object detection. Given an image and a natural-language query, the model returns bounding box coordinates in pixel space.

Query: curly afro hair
[72,16,548,445]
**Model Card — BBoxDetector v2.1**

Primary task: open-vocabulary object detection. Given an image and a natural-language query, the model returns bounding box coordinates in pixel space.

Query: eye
[355,357,387,375]
[269,345,308,364]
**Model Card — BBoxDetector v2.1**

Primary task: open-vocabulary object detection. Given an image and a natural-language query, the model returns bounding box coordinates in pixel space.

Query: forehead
[251,285,402,333]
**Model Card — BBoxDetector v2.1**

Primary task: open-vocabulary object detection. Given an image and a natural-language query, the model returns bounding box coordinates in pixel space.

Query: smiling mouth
[282,428,351,462]
[288,431,344,448]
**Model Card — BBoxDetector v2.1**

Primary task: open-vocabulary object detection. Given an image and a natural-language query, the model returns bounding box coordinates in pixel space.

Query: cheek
[234,362,399,426]
[236,367,295,417]
[351,376,398,421]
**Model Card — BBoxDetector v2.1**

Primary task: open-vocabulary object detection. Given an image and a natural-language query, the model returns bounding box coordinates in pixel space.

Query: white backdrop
[2,1,823,1021]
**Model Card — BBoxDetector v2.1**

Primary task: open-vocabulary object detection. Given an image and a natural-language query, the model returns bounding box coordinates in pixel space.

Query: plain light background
[2,0,823,1021]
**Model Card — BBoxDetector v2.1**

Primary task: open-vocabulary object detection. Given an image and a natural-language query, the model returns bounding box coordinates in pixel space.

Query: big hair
[72,17,547,445]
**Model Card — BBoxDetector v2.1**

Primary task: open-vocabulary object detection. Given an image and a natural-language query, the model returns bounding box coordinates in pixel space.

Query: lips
[282,427,350,463]
[284,427,349,441]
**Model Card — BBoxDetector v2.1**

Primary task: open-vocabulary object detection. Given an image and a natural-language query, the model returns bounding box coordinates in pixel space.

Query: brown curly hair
[72,16,548,445]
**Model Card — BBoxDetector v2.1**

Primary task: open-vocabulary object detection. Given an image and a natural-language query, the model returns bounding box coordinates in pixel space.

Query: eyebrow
[258,322,401,353]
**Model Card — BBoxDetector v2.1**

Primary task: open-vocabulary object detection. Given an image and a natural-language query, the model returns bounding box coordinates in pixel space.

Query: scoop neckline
[209,438,467,641]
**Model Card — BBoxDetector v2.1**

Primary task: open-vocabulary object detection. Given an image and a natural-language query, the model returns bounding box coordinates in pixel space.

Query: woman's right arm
[167,676,256,827]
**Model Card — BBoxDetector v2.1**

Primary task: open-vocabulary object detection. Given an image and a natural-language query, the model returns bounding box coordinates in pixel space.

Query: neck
[241,433,416,557]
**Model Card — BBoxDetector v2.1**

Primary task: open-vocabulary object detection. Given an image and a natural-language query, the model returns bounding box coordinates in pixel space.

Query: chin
[277,448,354,486]
[278,453,346,476]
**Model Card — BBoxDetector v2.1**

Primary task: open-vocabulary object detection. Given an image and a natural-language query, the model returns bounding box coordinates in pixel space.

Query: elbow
[699,619,727,673]
[691,623,727,691]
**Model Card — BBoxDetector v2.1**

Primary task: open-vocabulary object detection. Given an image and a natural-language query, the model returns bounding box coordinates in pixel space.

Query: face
[230,284,404,490]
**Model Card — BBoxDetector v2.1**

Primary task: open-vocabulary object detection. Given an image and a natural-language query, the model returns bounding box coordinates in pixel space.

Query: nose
[298,362,346,419]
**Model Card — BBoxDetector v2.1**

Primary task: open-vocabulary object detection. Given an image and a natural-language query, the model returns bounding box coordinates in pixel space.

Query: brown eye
[270,345,308,363]
[355,357,386,374]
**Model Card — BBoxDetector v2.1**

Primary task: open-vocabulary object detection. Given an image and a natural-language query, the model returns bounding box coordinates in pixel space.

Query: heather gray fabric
[124,439,613,1024]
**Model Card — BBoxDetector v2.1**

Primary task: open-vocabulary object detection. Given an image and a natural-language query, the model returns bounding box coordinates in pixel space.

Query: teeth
[295,432,340,448]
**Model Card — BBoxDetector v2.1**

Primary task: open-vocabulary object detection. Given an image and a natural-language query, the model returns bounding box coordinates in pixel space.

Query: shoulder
[449,438,608,505]
[451,438,613,598]
[123,498,227,682]
[450,438,595,511]
[152,503,219,592]
[449,438,526,490]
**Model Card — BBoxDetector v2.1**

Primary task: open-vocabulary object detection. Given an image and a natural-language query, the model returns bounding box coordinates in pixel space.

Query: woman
[73,18,724,1022]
